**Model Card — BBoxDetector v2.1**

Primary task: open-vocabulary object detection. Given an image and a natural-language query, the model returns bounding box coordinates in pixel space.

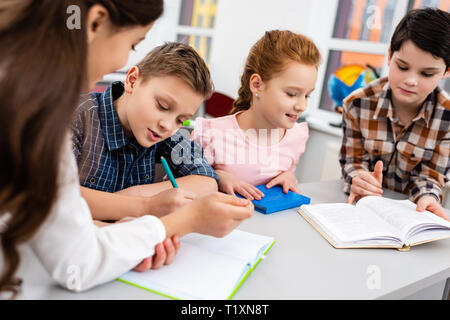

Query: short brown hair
[390,8,450,70]
[136,42,214,99]
[232,30,321,114]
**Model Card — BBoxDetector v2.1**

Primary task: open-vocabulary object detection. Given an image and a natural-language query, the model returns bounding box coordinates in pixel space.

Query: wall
[295,124,343,184]
[209,0,315,98]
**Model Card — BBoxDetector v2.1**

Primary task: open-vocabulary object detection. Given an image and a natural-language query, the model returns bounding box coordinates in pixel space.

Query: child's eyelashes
[131,44,137,52]
[286,92,311,99]
[157,101,168,111]
[156,101,185,125]
[397,64,435,77]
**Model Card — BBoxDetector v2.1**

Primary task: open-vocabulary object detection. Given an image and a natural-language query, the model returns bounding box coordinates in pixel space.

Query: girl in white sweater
[0,0,252,298]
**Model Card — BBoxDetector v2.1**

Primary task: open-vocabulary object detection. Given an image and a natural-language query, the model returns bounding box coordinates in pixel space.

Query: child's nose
[294,97,307,112]
[158,119,171,133]
[404,76,418,87]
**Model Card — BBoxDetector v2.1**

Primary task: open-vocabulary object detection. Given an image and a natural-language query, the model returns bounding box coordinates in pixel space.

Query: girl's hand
[347,161,384,204]
[216,170,264,200]
[133,235,181,272]
[416,195,449,221]
[266,171,300,194]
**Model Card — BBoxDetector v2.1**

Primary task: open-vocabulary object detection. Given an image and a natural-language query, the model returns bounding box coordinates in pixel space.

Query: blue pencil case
[238,184,311,214]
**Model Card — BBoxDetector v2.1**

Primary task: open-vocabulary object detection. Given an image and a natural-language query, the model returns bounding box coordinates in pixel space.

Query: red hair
[231,30,321,114]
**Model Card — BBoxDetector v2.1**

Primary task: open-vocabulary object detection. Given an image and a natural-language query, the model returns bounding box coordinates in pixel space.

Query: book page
[119,242,247,300]
[181,230,273,264]
[301,203,400,243]
[118,230,274,300]
[357,196,450,241]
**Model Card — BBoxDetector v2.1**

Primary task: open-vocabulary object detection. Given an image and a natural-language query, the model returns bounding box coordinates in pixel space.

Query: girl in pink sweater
[193,30,321,200]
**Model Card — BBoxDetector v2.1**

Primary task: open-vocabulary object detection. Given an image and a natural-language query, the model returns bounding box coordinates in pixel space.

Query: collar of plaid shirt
[372,78,437,128]
[97,81,142,152]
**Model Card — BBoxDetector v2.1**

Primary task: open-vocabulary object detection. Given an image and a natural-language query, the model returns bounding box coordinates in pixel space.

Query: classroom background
[94,0,450,208]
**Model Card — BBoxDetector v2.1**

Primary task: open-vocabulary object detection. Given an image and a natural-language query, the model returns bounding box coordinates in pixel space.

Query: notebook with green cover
[117,229,275,300]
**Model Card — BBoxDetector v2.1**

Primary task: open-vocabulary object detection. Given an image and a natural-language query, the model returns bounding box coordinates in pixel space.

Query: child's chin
[284,120,296,129]
[139,138,157,148]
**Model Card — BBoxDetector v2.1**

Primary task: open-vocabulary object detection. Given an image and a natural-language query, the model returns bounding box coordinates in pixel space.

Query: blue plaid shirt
[72,81,219,192]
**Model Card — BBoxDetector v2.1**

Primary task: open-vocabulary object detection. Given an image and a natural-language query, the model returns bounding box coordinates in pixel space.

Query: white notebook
[299,196,450,250]
[118,229,275,300]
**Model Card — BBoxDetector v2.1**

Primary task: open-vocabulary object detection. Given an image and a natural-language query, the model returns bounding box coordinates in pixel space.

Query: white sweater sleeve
[27,136,166,292]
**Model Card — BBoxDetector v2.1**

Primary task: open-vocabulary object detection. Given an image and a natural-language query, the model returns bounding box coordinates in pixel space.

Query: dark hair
[86,0,163,27]
[231,30,321,114]
[0,0,163,299]
[390,8,450,70]
[136,42,214,99]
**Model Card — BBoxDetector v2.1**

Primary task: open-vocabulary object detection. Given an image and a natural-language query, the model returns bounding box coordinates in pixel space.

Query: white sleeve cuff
[137,215,167,244]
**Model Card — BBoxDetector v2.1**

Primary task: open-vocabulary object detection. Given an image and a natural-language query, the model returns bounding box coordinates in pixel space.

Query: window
[315,0,401,116]
[177,0,218,64]
[320,50,385,112]
[309,0,448,123]
[99,0,219,85]
[333,0,397,43]
[408,0,450,11]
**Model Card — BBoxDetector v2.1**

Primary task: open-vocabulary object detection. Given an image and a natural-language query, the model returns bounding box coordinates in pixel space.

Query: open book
[118,229,275,300]
[298,196,450,250]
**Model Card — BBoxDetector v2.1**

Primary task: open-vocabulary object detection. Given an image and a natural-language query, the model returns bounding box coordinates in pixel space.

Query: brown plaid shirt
[340,77,450,203]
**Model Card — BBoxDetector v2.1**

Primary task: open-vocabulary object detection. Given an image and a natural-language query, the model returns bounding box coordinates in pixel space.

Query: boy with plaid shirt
[340,8,450,220]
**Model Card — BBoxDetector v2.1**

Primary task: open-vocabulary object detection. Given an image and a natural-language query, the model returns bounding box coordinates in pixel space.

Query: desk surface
[17,180,450,300]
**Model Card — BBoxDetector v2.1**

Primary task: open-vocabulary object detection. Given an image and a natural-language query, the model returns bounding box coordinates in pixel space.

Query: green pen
[160,156,179,188]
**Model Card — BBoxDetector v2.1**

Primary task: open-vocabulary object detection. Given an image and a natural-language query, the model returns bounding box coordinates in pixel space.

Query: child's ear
[124,66,140,93]
[249,73,263,96]
[387,46,392,66]
[86,4,109,44]
[443,67,450,80]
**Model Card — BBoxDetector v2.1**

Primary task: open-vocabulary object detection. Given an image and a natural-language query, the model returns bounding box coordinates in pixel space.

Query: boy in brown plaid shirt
[340,8,450,221]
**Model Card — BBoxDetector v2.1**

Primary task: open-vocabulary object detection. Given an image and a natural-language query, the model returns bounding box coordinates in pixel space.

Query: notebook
[117,229,275,300]
[298,196,450,251]
[240,184,311,214]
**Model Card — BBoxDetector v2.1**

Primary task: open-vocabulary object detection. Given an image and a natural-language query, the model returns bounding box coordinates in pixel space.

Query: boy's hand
[216,170,264,200]
[133,235,181,272]
[416,195,449,221]
[148,188,196,215]
[348,160,384,204]
[266,170,300,194]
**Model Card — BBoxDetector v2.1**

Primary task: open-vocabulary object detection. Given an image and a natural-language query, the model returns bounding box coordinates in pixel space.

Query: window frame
[305,0,411,125]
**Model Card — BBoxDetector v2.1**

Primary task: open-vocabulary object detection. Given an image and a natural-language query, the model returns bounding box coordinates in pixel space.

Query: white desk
[16,180,450,299]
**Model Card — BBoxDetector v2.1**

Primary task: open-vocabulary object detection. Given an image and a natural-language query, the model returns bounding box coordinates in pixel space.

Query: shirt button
[145,174,150,180]
[90,177,96,184]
